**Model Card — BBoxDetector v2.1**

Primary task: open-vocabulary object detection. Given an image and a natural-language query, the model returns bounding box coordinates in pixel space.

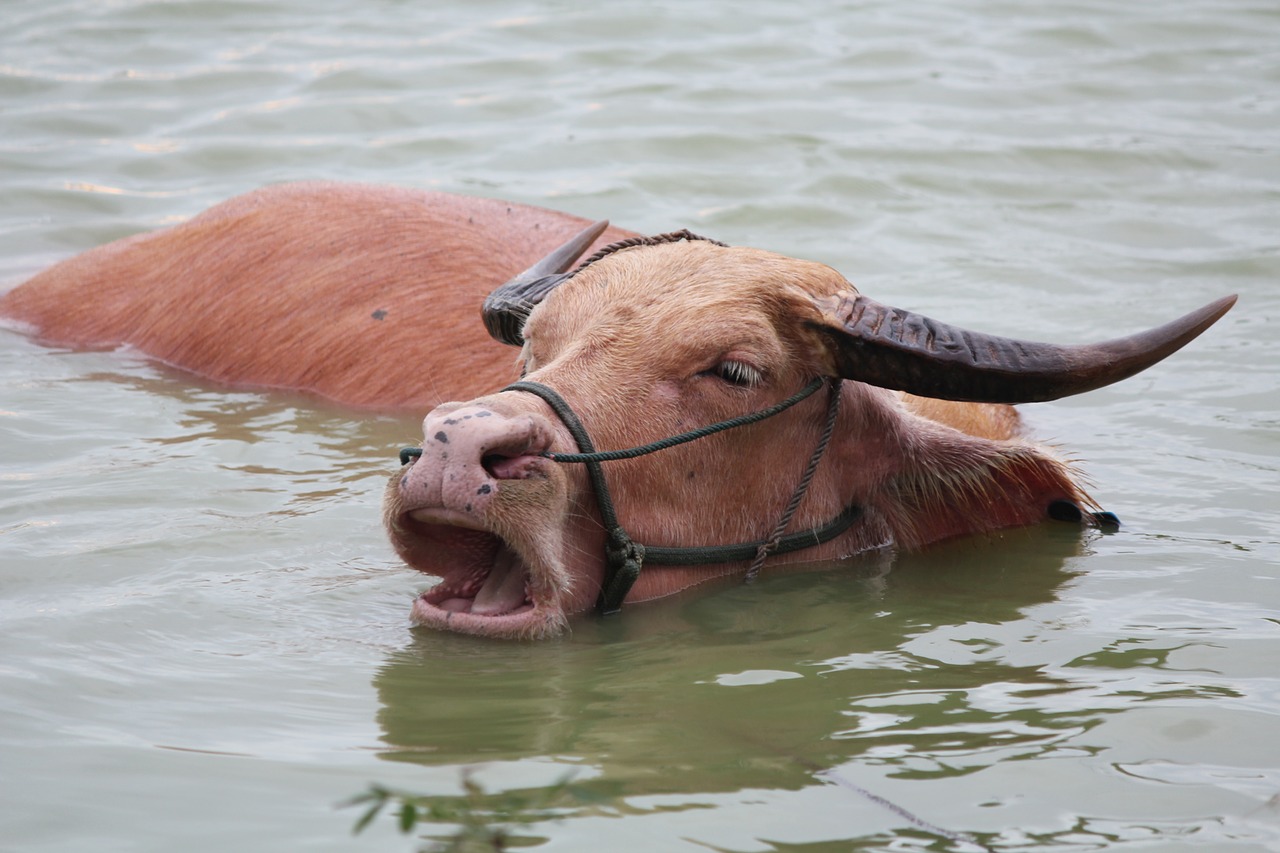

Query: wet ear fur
[875,415,1095,550]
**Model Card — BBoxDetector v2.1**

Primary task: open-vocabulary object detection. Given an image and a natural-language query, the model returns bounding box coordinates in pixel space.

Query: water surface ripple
[2,1,1278,850]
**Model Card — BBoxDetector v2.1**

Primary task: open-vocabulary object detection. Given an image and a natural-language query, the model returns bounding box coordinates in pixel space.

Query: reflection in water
[372,526,1089,817]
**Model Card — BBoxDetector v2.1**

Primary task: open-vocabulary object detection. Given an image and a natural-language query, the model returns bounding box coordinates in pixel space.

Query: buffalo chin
[399,518,568,640]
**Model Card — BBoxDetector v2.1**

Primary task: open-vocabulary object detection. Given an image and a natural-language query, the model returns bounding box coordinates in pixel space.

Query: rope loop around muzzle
[502,377,857,615]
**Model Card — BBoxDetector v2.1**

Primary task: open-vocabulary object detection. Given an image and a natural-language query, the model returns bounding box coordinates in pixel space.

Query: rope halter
[403,377,859,615]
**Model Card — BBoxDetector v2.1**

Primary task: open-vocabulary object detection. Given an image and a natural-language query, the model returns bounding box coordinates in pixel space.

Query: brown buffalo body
[0,182,635,411]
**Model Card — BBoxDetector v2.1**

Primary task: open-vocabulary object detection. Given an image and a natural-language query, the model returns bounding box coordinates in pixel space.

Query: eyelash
[710,360,764,388]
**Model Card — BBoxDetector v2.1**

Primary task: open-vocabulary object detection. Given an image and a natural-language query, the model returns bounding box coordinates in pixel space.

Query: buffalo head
[384,223,1234,639]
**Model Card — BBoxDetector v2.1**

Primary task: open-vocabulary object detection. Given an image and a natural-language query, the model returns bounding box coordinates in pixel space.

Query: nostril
[481,453,507,479]
[483,452,547,481]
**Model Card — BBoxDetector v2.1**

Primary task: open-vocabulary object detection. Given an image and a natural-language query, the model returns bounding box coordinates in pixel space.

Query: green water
[2,1,1278,850]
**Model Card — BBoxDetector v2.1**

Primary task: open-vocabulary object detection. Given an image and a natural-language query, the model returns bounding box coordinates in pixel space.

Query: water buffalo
[383,222,1233,638]
[1,182,1235,639]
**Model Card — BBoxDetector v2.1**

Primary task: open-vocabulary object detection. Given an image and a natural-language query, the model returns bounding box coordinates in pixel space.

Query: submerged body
[1,183,1235,638]
[0,182,636,411]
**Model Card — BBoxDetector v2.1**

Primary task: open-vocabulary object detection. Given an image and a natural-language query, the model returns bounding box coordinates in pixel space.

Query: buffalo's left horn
[481,220,610,346]
[813,292,1237,403]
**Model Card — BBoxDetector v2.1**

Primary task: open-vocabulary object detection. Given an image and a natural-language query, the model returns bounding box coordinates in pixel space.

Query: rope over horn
[481,225,728,347]
[481,220,611,347]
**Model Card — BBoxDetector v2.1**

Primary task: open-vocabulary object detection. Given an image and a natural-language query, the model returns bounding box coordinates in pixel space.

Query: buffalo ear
[481,220,611,346]
[877,420,1094,549]
[808,290,1236,404]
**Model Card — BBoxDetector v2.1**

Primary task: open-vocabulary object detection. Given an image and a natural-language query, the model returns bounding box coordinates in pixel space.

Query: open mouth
[400,513,562,638]
[421,538,533,617]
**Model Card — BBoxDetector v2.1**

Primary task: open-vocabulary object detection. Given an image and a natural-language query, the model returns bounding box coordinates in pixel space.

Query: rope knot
[599,527,645,615]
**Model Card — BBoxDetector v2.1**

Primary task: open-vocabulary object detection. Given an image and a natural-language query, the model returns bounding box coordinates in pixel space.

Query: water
[2,1,1278,850]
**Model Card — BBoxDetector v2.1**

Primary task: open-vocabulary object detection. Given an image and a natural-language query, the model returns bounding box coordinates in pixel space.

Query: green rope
[504,378,856,615]
[541,378,825,464]
[745,378,843,582]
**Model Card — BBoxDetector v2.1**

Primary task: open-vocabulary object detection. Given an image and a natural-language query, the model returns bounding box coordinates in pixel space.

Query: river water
[2,1,1278,850]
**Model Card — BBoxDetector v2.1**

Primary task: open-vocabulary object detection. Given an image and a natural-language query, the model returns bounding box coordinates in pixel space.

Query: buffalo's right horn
[481,220,610,346]
[813,292,1237,404]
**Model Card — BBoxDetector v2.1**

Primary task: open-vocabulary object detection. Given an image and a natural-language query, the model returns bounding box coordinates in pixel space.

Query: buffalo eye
[707,359,764,388]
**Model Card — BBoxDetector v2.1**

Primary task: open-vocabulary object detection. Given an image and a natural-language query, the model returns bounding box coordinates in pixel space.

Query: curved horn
[814,292,1237,403]
[481,220,611,346]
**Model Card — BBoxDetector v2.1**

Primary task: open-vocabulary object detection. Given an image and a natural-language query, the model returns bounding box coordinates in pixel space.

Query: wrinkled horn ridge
[823,292,1237,404]
[481,219,611,346]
